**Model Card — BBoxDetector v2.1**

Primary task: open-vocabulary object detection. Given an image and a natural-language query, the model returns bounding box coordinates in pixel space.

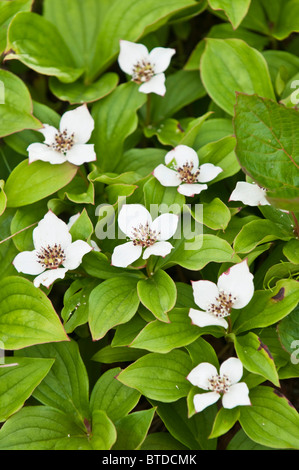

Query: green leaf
[0,69,41,137]
[89,410,117,450]
[208,0,251,29]
[277,305,299,357]
[271,0,299,40]
[0,276,68,349]
[0,180,7,216]
[239,385,299,449]
[197,135,240,181]
[113,408,156,450]
[188,197,231,230]
[0,0,33,55]
[137,270,177,322]
[0,357,54,422]
[92,345,145,364]
[209,407,240,439]
[6,12,83,83]
[5,160,77,208]
[10,201,46,252]
[88,276,140,340]
[200,38,275,115]
[234,93,299,211]
[283,239,299,264]
[82,250,144,280]
[234,332,280,386]
[143,176,185,212]
[117,349,192,402]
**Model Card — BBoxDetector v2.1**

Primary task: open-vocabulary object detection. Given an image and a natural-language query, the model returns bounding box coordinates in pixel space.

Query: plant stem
[0,222,38,245]
[291,212,299,238]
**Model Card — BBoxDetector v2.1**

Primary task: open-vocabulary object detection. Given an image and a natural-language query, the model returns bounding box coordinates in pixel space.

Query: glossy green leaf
[113,408,156,450]
[89,410,117,450]
[0,0,33,54]
[0,180,6,216]
[208,0,251,29]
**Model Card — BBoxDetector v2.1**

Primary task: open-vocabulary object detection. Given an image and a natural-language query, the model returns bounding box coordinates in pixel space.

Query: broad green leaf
[234,93,299,211]
[188,197,231,230]
[283,239,299,264]
[208,0,251,29]
[200,38,275,115]
[0,210,19,280]
[118,148,167,178]
[271,0,299,40]
[0,276,68,349]
[141,432,188,450]
[137,270,177,322]
[0,180,6,216]
[209,407,240,439]
[197,135,240,181]
[277,306,299,357]
[0,0,33,54]
[239,385,299,449]
[143,176,185,213]
[0,357,54,422]
[61,278,98,333]
[5,159,77,208]
[89,410,117,450]
[0,69,41,137]
[81,250,144,280]
[112,409,155,450]
[117,349,192,402]
[10,200,46,252]
[234,332,280,386]
[227,428,273,450]
[68,208,94,242]
[92,345,145,364]
[6,12,83,83]
[16,340,90,425]
[88,276,140,340]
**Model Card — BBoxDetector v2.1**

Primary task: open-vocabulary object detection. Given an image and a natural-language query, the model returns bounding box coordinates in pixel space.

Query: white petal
[66,144,96,166]
[111,241,142,268]
[153,164,180,187]
[148,47,176,73]
[191,280,219,311]
[177,183,208,197]
[63,240,92,270]
[59,105,95,144]
[39,124,58,145]
[13,250,44,276]
[222,383,251,409]
[229,181,270,206]
[33,268,68,288]
[165,145,199,168]
[118,40,149,75]
[187,362,218,390]
[220,357,243,385]
[139,73,166,96]
[118,204,152,239]
[27,143,67,165]
[189,308,228,329]
[143,241,173,260]
[151,213,179,241]
[197,163,223,183]
[217,259,254,309]
[193,392,220,412]
[33,211,72,251]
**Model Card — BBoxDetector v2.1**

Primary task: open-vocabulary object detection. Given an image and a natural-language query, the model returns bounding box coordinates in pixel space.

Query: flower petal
[66,144,96,166]
[165,145,199,168]
[220,357,243,385]
[13,250,44,276]
[118,40,149,75]
[111,241,142,268]
[118,204,152,239]
[33,268,68,288]
[151,213,179,241]
[217,259,254,309]
[27,143,67,165]
[189,308,228,329]
[148,47,176,73]
[229,181,270,206]
[143,241,173,260]
[193,392,220,412]
[59,105,95,144]
[39,124,58,145]
[138,73,166,96]
[177,183,208,197]
[187,362,218,390]
[63,240,92,270]
[222,382,251,409]
[197,163,223,183]
[191,280,219,311]
[153,164,180,187]
[33,211,72,251]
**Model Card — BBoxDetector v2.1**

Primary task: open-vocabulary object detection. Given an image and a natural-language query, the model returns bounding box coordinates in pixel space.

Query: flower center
[131,222,159,248]
[208,374,231,394]
[132,60,155,84]
[174,162,200,184]
[37,244,66,269]
[207,290,236,318]
[51,129,75,153]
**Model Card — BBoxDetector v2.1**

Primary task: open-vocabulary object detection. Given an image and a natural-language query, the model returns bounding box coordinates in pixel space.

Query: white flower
[189,260,254,330]
[13,211,92,288]
[118,40,175,96]
[153,145,223,197]
[187,357,251,412]
[27,104,96,166]
[111,204,179,268]
[229,181,270,206]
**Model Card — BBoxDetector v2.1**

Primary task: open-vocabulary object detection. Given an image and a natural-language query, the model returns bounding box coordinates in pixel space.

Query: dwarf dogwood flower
[13,211,92,288]
[189,259,254,329]
[229,181,270,206]
[111,204,178,268]
[187,357,251,412]
[27,105,96,166]
[118,40,175,96]
[153,145,223,197]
